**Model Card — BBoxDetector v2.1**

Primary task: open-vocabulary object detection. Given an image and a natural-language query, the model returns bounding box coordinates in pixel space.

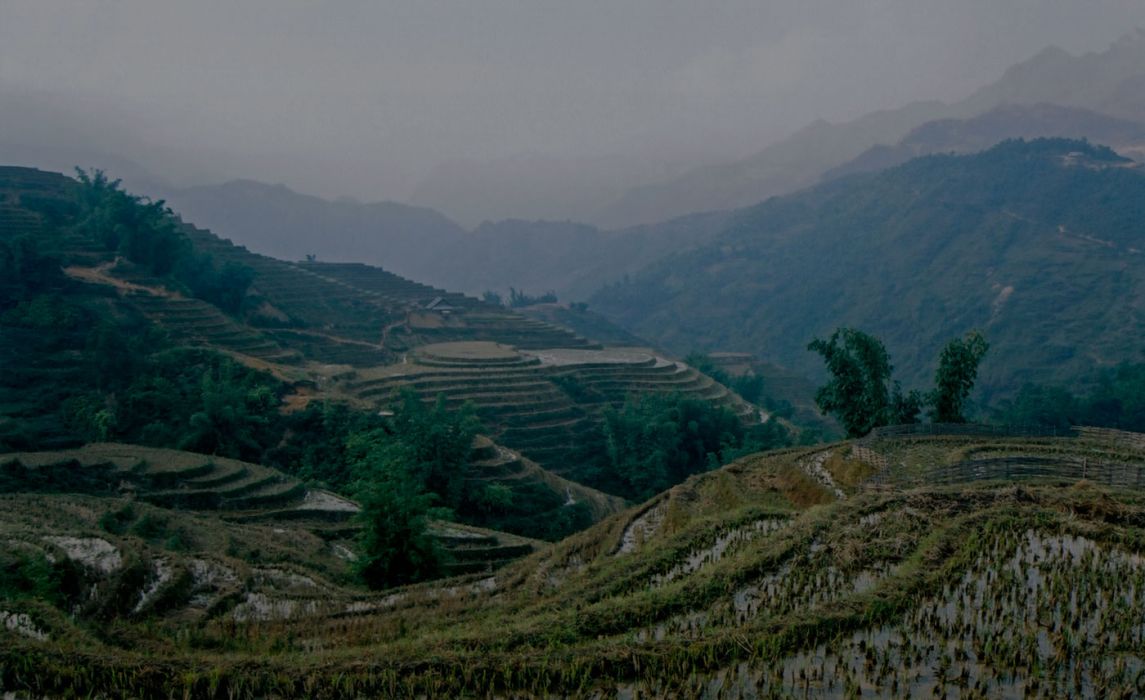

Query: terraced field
[345,342,758,479]
[9,433,1145,697]
[1,444,338,520]
[0,443,540,578]
[2,167,760,521]
[125,290,302,364]
[468,435,624,523]
[180,227,596,352]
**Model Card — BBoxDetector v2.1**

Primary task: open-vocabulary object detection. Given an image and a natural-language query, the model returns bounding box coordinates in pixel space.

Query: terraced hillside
[124,289,302,365]
[345,342,758,479]
[180,226,597,353]
[0,444,538,577]
[7,430,1145,697]
[1,165,760,540]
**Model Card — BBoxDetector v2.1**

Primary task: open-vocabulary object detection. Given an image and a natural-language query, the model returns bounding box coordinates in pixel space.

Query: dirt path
[63,262,171,296]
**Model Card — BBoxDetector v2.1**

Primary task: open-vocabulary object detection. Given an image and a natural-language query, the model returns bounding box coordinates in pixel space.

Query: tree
[888,382,923,425]
[382,391,478,511]
[354,462,446,590]
[807,328,894,437]
[75,168,185,276]
[928,331,989,423]
[344,390,478,589]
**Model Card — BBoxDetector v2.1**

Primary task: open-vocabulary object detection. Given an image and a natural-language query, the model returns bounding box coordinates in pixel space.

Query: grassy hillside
[5,429,1145,697]
[591,139,1145,402]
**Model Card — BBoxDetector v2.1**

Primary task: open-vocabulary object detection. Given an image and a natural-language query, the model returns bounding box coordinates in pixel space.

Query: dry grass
[823,451,879,489]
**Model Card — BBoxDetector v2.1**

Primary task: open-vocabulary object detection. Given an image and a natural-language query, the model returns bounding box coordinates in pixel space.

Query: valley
[5,13,1145,698]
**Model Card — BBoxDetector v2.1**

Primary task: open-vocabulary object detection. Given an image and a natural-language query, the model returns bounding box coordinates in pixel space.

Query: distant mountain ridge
[167,179,467,265]
[162,180,732,301]
[823,103,1145,181]
[594,31,1145,228]
[589,139,1145,400]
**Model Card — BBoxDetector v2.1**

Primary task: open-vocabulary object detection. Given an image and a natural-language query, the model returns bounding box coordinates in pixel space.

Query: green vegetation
[344,392,481,587]
[994,361,1145,432]
[808,327,988,436]
[685,352,765,405]
[807,328,895,438]
[0,235,66,308]
[74,169,255,313]
[6,434,1145,697]
[353,461,449,590]
[929,330,990,423]
[575,392,790,502]
[507,286,558,308]
[591,139,1145,399]
[58,345,284,463]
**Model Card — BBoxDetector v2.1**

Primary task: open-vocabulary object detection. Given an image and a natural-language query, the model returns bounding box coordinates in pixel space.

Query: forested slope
[592,139,1145,401]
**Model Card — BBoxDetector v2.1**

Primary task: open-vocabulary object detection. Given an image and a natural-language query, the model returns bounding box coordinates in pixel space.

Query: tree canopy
[807,328,894,438]
[928,331,990,423]
[345,391,478,590]
[808,327,988,436]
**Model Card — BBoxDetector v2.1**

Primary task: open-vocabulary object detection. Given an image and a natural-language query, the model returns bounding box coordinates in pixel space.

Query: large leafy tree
[928,331,989,423]
[381,391,479,511]
[73,169,255,313]
[353,459,447,590]
[347,390,478,589]
[807,328,894,437]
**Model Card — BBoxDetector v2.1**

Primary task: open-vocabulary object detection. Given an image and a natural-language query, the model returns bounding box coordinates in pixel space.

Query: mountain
[408,153,696,228]
[824,103,1145,181]
[958,30,1145,120]
[596,31,1145,228]
[163,179,731,300]
[592,101,949,229]
[1,165,772,541]
[164,179,467,266]
[438,211,731,300]
[590,139,1145,401]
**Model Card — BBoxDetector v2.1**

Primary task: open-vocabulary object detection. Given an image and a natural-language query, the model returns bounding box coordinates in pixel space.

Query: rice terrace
[6,424,1145,697]
[7,5,1145,699]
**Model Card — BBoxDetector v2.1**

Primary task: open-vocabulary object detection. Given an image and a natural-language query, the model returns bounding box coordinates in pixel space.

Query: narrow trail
[63,262,170,296]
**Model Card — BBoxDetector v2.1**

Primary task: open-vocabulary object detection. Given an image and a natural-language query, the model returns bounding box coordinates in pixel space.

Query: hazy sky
[3,1,1145,200]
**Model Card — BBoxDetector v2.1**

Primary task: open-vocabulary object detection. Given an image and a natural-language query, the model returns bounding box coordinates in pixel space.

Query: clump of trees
[74,169,255,314]
[994,362,1145,432]
[481,288,559,308]
[579,392,790,502]
[808,328,989,437]
[346,392,478,590]
[0,236,66,310]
